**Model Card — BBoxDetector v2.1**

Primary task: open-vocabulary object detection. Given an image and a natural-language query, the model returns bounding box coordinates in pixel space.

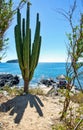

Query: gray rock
[0,74,19,88]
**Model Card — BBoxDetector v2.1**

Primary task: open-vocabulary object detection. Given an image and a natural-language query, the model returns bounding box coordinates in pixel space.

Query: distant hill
[6,59,18,63]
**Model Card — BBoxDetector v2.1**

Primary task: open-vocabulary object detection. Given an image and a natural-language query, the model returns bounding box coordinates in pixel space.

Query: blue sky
[2,0,83,62]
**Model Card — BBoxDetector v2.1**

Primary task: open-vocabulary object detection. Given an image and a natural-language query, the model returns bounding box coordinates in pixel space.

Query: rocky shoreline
[0,74,81,95]
[0,74,19,88]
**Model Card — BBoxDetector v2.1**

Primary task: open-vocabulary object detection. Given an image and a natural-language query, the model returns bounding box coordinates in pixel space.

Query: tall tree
[58,0,83,120]
[0,0,13,59]
[0,0,27,60]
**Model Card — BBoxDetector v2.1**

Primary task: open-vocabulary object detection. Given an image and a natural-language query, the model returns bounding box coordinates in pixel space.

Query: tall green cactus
[14,2,41,93]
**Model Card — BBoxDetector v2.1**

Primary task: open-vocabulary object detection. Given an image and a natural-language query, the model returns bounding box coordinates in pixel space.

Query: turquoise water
[33,62,66,82]
[0,62,66,84]
[0,62,82,88]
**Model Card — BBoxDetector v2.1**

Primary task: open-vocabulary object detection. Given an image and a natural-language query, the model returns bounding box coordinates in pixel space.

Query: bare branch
[74,117,83,130]
[56,8,70,21]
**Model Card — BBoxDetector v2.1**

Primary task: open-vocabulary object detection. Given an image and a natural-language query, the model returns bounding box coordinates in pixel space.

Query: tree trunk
[60,91,70,120]
[60,84,71,121]
[24,78,29,93]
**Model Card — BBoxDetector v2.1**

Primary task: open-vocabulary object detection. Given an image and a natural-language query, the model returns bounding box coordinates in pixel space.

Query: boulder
[0,74,19,87]
[39,78,56,87]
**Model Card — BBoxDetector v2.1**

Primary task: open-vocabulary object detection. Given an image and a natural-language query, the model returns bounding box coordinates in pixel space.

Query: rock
[0,79,5,87]
[39,78,56,87]
[0,74,19,88]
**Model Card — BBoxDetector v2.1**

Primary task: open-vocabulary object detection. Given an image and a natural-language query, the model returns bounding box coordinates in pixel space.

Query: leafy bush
[29,88,44,95]
[70,92,83,104]
[2,86,44,96]
[52,123,67,130]
[3,86,24,95]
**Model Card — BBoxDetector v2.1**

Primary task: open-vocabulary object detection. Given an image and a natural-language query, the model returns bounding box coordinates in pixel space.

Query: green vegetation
[29,88,44,95]
[14,2,41,93]
[0,0,13,59]
[2,86,24,95]
[0,86,44,96]
[52,93,83,130]
[52,123,67,130]
[0,0,27,60]
[71,92,83,104]
[60,0,83,121]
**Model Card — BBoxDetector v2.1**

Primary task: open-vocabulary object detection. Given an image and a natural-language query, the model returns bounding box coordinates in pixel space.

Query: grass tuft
[29,87,44,95]
[1,86,44,96]
[70,92,83,104]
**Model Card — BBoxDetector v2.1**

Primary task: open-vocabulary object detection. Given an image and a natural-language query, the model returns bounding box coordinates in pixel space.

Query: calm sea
[0,62,82,88]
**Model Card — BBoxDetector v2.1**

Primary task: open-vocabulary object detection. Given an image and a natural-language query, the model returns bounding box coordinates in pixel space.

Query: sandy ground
[0,87,78,130]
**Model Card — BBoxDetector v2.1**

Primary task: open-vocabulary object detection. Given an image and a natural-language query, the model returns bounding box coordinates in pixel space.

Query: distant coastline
[6,59,18,63]
[6,60,67,64]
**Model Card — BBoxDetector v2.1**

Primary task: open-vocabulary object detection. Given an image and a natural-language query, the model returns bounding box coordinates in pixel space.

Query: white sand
[0,87,78,130]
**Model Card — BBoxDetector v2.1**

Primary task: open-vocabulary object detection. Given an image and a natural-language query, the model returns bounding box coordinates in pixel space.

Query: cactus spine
[14,2,41,93]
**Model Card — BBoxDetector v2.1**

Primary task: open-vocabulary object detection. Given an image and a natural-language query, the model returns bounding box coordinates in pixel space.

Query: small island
[6,59,18,63]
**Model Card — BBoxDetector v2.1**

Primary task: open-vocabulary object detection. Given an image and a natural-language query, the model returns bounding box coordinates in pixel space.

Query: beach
[0,86,79,130]
[0,63,82,129]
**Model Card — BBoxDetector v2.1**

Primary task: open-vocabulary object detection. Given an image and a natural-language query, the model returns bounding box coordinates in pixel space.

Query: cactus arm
[22,18,25,43]
[29,36,41,81]
[14,25,24,77]
[17,9,22,48]
[26,3,30,34]
[29,71,34,81]
[15,9,25,78]
[29,28,31,68]
[30,13,41,71]
[23,3,30,79]
[29,14,41,80]
[23,34,29,78]
[35,36,42,68]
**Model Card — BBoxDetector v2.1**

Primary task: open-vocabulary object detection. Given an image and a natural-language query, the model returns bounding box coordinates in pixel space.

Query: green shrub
[29,88,44,95]
[2,86,44,96]
[3,86,24,95]
[70,92,83,104]
[52,123,67,130]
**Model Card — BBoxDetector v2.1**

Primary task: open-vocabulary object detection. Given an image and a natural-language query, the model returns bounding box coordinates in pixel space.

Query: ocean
[0,62,83,88]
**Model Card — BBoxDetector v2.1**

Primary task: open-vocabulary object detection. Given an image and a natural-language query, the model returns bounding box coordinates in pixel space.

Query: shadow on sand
[0,94,44,123]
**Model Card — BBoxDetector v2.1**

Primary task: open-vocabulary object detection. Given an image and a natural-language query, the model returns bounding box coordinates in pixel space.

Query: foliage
[66,15,83,92]
[52,101,83,130]
[1,86,44,96]
[52,123,67,130]
[60,0,83,121]
[29,88,44,95]
[2,86,24,95]
[70,92,83,104]
[14,2,41,93]
[0,0,13,59]
[0,0,27,60]
[61,12,83,120]
[62,103,83,130]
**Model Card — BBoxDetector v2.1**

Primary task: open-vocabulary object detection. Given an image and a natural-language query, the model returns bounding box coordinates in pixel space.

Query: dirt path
[0,93,64,130]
